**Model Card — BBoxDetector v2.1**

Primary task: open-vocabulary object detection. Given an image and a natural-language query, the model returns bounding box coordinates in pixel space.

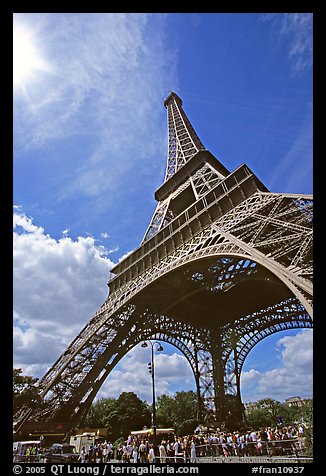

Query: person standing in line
[173,439,181,463]
[102,444,108,463]
[88,445,94,462]
[78,445,86,463]
[25,446,31,463]
[95,445,102,463]
[166,440,173,462]
[250,429,257,440]
[107,441,113,461]
[226,433,233,456]
[173,438,183,463]
[238,432,246,457]
[256,437,263,455]
[122,443,130,463]
[159,441,167,463]
[132,443,138,463]
[138,440,147,463]
[190,438,196,463]
[126,441,133,462]
[211,434,217,456]
[183,438,191,463]
[148,444,155,463]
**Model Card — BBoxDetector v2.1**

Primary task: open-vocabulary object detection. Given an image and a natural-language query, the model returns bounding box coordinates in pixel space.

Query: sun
[13,23,49,88]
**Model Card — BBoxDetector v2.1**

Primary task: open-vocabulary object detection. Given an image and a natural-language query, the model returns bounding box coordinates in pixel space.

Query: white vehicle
[13,440,41,462]
[69,433,96,454]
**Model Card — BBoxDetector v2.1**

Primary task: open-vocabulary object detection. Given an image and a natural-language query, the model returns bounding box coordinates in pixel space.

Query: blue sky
[13,13,313,405]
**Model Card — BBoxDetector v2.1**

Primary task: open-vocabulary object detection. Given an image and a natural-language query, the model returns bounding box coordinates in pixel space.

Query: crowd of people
[14,422,308,463]
[78,422,307,462]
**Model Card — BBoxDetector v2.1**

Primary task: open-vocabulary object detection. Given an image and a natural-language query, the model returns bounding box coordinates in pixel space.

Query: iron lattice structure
[14,92,313,434]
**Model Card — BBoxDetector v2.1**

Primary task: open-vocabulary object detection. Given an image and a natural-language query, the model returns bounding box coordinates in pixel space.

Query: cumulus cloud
[241,330,313,402]
[97,344,195,403]
[13,211,44,234]
[13,209,115,377]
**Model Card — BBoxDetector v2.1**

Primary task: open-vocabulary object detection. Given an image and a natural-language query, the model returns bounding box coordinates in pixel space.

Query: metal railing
[194,438,306,455]
[152,438,311,463]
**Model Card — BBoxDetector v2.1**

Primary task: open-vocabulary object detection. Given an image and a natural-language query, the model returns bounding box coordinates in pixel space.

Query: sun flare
[13,24,48,88]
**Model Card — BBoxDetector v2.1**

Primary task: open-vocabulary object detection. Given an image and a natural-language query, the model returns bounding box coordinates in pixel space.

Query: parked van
[69,433,96,454]
[13,441,41,462]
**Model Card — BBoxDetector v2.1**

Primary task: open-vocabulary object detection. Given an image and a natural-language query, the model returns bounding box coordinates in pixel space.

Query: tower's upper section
[140,92,231,243]
[163,91,206,181]
[164,91,183,108]
[109,92,270,284]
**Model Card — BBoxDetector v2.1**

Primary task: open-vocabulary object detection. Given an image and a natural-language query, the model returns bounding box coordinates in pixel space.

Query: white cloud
[97,345,195,403]
[118,249,135,263]
[241,330,313,402]
[267,117,312,193]
[241,368,262,384]
[13,211,44,234]
[280,13,313,73]
[261,13,313,74]
[13,209,115,377]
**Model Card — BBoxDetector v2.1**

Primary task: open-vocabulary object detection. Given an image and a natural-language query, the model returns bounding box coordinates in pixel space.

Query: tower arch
[236,327,313,409]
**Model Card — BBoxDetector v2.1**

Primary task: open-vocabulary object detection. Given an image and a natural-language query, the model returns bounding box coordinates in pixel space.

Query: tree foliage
[245,398,313,429]
[156,391,198,434]
[84,390,198,439]
[13,368,41,414]
[84,392,151,441]
[83,397,117,429]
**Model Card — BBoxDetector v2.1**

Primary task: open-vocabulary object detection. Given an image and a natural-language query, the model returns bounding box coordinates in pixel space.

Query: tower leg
[233,346,246,425]
[194,347,205,422]
[211,331,226,428]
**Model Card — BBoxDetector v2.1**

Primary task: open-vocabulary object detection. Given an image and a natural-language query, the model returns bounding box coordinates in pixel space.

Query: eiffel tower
[14,91,313,436]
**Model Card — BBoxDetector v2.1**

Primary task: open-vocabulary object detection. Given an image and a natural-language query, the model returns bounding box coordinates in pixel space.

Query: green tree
[84,392,151,441]
[156,394,176,428]
[282,400,313,456]
[84,397,117,428]
[113,392,151,437]
[13,368,41,414]
[177,418,199,436]
[246,398,285,428]
[156,391,198,434]
[302,402,313,456]
[173,391,197,426]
